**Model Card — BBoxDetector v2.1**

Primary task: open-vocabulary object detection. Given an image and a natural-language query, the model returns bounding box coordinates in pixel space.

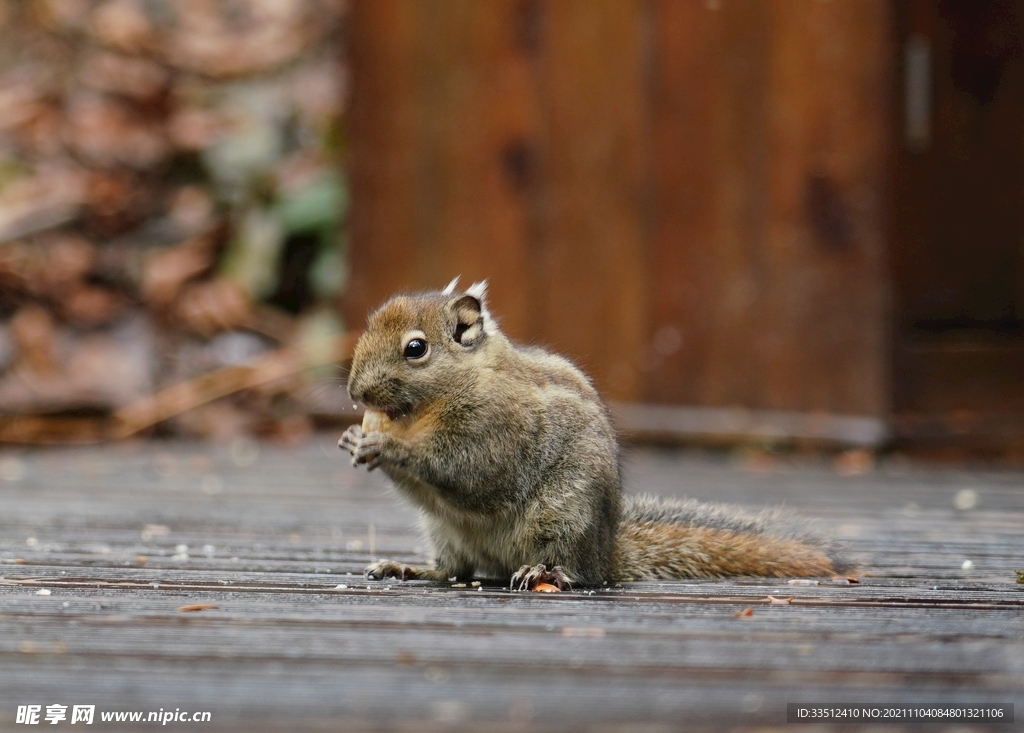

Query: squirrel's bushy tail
[612,494,848,581]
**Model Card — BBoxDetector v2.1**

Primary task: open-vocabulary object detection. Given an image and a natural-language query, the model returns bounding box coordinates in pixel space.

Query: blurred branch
[113,332,357,438]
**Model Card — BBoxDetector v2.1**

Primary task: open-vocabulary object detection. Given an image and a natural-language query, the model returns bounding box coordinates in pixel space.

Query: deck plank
[0,439,1022,731]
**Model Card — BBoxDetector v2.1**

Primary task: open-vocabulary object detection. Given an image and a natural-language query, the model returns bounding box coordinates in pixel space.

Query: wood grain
[346,1,895,414]
[647,0,771,407]
[344,0,537,340]
[344,0,421,324]
[529,0,649,400]
[647,0,892,416]
[0,440,1021,731]
[890,0,1024,420]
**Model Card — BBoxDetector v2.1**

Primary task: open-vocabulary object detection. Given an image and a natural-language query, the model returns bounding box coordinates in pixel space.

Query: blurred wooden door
[645,0,891,419]
[343,0,648,402]
[345,0,892,424]
[892,0,1024,440]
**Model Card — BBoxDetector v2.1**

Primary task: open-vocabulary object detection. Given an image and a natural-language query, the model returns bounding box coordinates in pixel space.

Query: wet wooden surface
[0,438,1022,732]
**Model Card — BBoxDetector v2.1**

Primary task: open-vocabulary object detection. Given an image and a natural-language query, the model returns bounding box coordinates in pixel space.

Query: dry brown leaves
[0,0,348,445]
[177,603,219,612]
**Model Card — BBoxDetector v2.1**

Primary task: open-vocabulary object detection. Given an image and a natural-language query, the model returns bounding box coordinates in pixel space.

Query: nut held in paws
[361,408,392,434]
[357,409,391,464]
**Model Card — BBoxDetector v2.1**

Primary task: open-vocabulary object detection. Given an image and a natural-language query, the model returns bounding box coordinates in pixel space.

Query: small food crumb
[135,555,149,563]
[533,583,560,593]
[141,524,170,541]
[177,603,219,612]
[0,456,27,482]
[734,607,754,618]
[451,583,467,588]
[953,488,978,511]
[35,589,52,596]
[561,626,605,637]
[961,560,974,571]
[767,595,793,604]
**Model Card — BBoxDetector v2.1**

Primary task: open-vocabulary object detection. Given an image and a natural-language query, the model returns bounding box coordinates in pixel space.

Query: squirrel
[339,279,849,590]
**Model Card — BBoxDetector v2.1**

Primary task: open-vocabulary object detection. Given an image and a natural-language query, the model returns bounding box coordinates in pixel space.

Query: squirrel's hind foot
[364,559,454,583]
[364,559,417,580]
[510,563,572,591]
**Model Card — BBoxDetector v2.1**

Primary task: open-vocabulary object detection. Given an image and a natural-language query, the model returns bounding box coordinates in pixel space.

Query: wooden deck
[0,438,1021,732]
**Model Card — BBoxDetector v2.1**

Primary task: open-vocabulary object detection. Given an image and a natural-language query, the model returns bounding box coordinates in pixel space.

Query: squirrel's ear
[466,280,488,300]
[449,294,484,346]
[441,276,460,295]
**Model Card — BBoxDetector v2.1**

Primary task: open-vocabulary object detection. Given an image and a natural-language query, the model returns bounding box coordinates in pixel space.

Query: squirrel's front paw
[510,563,573,591]
[365,559,417,581]
[338,425,386,470]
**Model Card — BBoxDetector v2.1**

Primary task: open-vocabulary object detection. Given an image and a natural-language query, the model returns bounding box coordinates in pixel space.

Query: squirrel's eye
[403,338,428,360]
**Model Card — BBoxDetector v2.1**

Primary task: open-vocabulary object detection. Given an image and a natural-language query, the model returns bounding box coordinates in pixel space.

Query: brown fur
[340,282,849,588]
[614,520,835,580]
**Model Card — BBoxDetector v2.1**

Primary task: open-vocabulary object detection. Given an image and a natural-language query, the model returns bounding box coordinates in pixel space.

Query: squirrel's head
[347,278,496,418]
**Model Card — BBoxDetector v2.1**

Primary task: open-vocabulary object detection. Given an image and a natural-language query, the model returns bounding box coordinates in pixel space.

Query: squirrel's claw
[338,425,361,453]
[510,563,573,591]
[339,425,385,469]
[365,559,416,581]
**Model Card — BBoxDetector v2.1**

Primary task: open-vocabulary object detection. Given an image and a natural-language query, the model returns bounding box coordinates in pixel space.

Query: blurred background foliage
[0,0,352,444]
